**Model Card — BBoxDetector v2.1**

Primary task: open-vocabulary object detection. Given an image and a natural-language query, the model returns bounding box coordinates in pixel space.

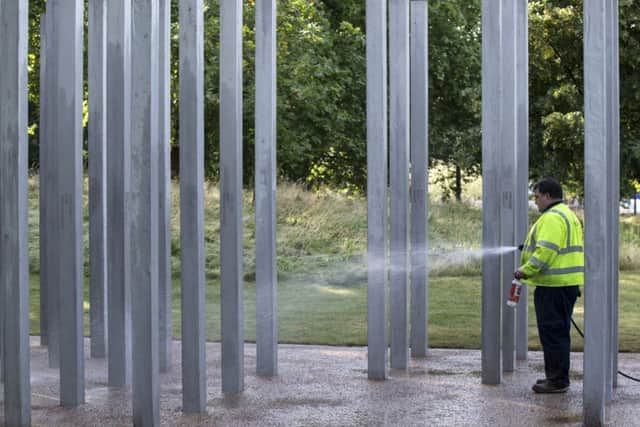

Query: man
[515,177,584,393]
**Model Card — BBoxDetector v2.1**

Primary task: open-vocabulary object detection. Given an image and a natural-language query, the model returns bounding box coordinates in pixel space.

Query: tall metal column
[410,0,428,359]
[481,0,503,385]
[255,0,278,377]
[130,0,160,424]
[500,0,517,373]
[515,0,529,361]
[604,0,615,402]
[38,11,49,349]
[608,0,620,391]
[583,0,614,424]
[49,0,86,407]
[220,0,244,394]
[0,0,31,423]
[43,6,61,370]
[389,0,410,371]
[366,0,388,381]
[89,0,108,359]
[107,0,132,388]
[158,0,173,374]
[180,0,207,412]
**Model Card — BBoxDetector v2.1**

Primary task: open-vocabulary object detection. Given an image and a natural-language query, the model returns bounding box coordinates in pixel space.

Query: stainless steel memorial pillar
[0,0,31,423]
[107,0,132,388]
[255,0,278,377]
[158,0,173,374]
[50,0,86,407]
[42,6,61,370]
[180,0,207,412]
[38,10,50,349]
[410,0,428,359]
[515,0,529,361]
[500,0,517,373]
[220,0,245,393]
[389,0,410,371]
[366,0,388,380]
[608,0,620,391]
[603,0,616,402]
[481,0,503,384]
[583,0,618,424]
[89,0,109,359]
[131,0,160,424]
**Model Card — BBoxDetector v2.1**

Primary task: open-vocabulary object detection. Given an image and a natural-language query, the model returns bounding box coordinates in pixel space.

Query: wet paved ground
[1,338,640,426]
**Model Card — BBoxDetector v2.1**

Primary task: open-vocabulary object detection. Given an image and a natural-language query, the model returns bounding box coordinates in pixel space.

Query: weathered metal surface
[220,0,245,394]
[366,0,388,380]
[179,0,207,412]
[0,0,32,422]
[130,0,160,424]
[255,0,278,378]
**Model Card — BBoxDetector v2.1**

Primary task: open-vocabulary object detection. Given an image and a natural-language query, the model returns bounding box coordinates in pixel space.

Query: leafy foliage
[194,0,366,190]
[428,1,482,200]
[23,0,640,197]
[529,0,640,195]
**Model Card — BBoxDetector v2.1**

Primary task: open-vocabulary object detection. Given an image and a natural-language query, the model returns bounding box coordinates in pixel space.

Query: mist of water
[278,245,518,288]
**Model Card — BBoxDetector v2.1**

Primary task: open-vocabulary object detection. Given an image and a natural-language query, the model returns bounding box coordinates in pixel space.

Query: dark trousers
[534,285,581,387]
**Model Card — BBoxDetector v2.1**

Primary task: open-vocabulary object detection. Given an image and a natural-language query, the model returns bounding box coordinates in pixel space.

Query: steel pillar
[500,0,517,373]
[0,0,32,423]
[515,0,530,361]
[158,0,173,374]
[583,0,618,424]
[220,0,244,394]
[601,0,621,396]
[481,0,503,385]
[410,0,428,359]
[42,6,61,370]
[255,0,278,377]
[49,0,86,407]
[389,0,410,371]
[107,0,132,388]
[88,0,108,359]
[608,0,620,391]
[130,0,160,424]
[366,0,388,380]
[38,10,49,349]
[179,0,207,412]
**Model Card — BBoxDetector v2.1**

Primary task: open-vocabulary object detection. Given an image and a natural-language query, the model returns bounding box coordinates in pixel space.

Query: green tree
[428,0,482,201]
[529,0,640,196]
[197,0,365,190]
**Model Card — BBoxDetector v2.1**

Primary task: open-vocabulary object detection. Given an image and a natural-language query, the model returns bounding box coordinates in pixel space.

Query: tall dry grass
[26,176,640,279]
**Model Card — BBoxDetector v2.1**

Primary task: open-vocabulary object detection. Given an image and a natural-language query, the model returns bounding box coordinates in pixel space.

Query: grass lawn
[26,177,640,351]
[28,270,640,352]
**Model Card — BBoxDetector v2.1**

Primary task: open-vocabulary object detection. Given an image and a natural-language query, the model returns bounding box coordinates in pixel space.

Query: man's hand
[514,269,526,280]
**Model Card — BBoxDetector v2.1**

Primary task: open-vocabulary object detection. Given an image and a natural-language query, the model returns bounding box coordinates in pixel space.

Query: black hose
[570,317,640,383]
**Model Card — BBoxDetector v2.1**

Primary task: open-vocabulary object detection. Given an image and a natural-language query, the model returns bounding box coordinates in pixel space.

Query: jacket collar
[542,200,563,214]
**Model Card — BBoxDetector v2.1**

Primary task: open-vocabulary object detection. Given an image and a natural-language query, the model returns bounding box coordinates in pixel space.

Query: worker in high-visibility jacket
[515,177,584,394]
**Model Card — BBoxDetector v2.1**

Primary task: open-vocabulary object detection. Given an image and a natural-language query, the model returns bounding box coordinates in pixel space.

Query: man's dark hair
[533,177,563,199]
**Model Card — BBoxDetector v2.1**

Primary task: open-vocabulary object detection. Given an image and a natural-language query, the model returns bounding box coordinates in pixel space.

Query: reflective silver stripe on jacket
[523,225,537,252]
[537,240,584,254]
[543,266,585,275]
[530,256,548,270]
[538,240,560,252]
[549,208,572,249]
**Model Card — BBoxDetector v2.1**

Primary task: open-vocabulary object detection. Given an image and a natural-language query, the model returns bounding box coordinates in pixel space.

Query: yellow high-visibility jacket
[520,202,584,287]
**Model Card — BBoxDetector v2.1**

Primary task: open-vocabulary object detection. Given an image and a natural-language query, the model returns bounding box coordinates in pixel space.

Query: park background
[23,0,640,351]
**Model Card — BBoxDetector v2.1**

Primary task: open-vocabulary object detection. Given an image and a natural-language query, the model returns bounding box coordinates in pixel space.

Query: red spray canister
[507,279,523,307]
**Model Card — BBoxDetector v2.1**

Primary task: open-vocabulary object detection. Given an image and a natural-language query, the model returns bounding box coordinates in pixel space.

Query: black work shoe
[532,381,569,393]
[536,378,547,385]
